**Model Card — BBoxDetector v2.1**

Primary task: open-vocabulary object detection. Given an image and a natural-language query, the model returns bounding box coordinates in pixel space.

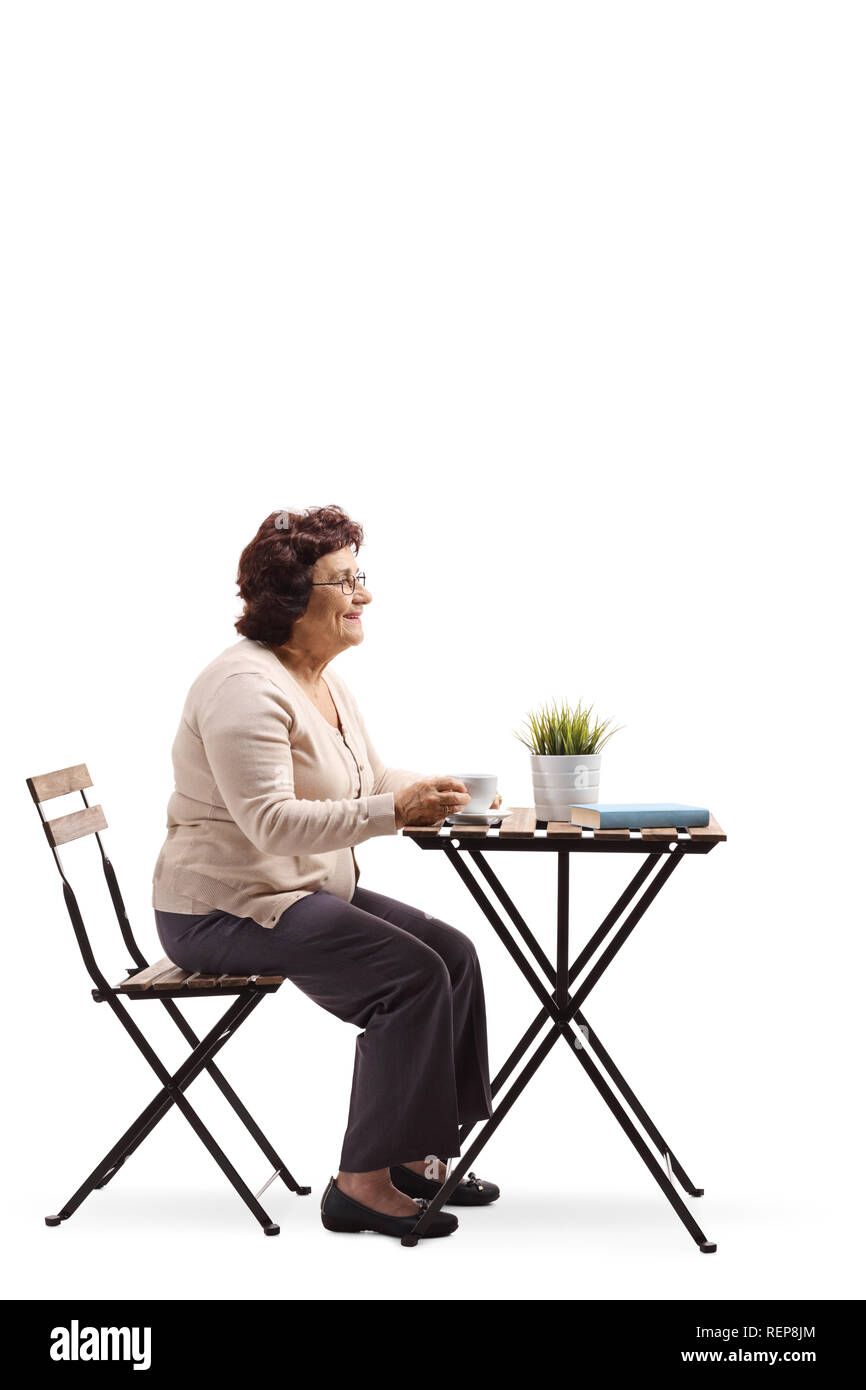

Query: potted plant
[513,698,622,823]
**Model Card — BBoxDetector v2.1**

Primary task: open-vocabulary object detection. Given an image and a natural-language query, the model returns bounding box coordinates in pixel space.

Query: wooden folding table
[399,808,726,1250]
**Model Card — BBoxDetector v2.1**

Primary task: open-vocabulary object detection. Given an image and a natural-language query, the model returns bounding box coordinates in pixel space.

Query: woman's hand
[490,791,502,810]
[393,778,472,831]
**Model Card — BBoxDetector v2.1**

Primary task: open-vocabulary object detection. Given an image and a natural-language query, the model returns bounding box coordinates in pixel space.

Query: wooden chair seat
[116,956,285,995]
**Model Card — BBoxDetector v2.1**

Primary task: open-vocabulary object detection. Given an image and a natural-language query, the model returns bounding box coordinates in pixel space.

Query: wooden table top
[402,808,726,847]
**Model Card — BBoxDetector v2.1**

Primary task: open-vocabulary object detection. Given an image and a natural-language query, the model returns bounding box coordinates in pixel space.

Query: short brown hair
[235,505,364,646]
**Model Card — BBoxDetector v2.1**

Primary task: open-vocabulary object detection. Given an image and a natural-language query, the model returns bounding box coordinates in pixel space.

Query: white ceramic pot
[530,752,602,822]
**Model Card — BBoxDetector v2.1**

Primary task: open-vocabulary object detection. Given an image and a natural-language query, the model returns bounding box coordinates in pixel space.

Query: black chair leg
[46,992,287,1235]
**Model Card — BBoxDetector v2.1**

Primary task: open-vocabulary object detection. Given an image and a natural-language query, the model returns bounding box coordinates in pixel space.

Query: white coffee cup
[453,773,498,813]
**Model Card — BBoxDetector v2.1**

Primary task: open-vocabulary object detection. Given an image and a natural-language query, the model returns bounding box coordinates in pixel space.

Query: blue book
[569,802,710,829]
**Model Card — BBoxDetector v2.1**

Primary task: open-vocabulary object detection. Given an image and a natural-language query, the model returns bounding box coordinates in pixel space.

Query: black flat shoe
[390,1163,500,1206]
[320,1176,459,1238]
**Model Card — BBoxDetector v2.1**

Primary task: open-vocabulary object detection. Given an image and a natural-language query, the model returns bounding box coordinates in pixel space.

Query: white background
[1,1,863,1302]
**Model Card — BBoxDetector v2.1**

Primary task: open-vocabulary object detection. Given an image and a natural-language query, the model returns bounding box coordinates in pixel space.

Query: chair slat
[640,826,678,841]
[499,808,537,838]
[117,957,179,993]
[187,973,221,988]
[401,825,443,838]
[218,974,252,987]
[252,974,285,986]
[27,763,92,803]
[686,815,726,842]
[545,822,583,837]
[592,828,632,840]
[44,804,108,847]
[448,824,489,837]
[153,966,194,991]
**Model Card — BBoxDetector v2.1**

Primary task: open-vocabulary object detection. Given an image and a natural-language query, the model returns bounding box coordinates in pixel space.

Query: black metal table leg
[461,850,702,1172]
[557,1014,715,1251]
[570,1005,704,1197]
[402,1025,561,1244]
[456,854,659,1142]
[406,835,716,1251]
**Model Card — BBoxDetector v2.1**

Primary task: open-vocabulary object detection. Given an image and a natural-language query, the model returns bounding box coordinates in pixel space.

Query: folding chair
[27,762,311,1235]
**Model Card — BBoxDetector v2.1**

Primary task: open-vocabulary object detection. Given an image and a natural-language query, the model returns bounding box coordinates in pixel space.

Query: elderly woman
[152,505,500,1241]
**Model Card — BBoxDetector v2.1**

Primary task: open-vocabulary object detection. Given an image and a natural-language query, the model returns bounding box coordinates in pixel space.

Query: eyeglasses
[311,571,366,596]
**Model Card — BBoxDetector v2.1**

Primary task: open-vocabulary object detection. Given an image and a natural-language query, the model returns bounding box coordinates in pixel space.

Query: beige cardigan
[152,637,422,927]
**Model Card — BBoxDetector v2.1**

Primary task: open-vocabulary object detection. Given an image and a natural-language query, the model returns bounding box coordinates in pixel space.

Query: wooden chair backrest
[26,763,108,848]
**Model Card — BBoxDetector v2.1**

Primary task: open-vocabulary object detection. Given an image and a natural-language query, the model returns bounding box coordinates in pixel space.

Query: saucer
[446,809,509,825]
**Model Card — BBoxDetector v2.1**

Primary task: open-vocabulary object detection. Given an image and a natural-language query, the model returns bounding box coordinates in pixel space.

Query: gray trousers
[154,884,494,1172]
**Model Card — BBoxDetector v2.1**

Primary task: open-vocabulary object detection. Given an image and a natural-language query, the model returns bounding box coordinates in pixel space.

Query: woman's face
[294,546,370,654]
